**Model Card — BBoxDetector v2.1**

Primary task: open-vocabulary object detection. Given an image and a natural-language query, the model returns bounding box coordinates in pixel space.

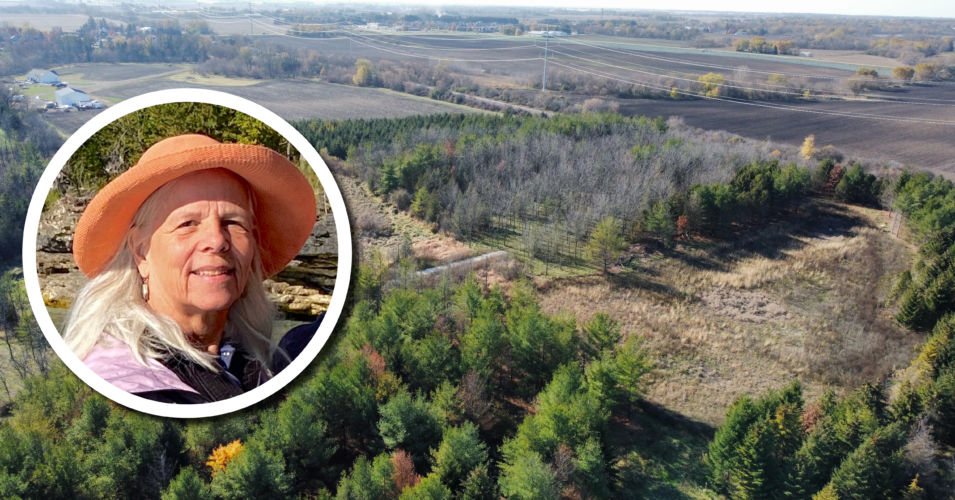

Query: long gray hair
[63,175,276,373]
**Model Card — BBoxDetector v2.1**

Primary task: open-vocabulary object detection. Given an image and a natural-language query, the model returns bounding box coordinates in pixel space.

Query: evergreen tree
[256,392,337,491]
[378,390,442,468]
[161,468,213,500]
[572,437,611,498]
[822,423,908,499]
[583,312,622,354]
[210,439,291,500]
[398,474,451,500]
[498,452,560,500]
[586,216,627,273]
[459,463,497,500]
[926,366,955,446]
[431,422,488,491]
[336,454,395,500]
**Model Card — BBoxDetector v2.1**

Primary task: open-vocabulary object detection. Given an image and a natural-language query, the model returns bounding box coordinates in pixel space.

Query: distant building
[799,51,813,57]
[26,69,61,85]
[55,87,92,107]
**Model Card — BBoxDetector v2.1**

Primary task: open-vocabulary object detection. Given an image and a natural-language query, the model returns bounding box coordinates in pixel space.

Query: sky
[313,0,955,19]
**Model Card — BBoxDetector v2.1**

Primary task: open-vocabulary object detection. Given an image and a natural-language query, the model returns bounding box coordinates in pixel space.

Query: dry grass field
[537,201,918,425]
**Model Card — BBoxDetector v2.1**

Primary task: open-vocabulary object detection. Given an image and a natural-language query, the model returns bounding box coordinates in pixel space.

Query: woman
[63,133,317,403]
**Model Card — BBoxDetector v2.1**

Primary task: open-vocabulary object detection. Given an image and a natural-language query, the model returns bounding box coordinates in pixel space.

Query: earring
[142,278,149,302]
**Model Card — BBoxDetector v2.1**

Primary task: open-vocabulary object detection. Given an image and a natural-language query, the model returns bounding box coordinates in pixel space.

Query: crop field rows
[239,29,955,175]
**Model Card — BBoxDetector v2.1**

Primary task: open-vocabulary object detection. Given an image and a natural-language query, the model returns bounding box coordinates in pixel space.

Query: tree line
[0,18,210,75]
[298,113,882,269]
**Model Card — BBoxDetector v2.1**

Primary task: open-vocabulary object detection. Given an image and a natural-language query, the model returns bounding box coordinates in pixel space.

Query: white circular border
[22,89,352,419]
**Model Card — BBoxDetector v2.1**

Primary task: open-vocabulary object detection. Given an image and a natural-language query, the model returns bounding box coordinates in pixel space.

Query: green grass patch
[469,216,595,279]
[20,85,56,102]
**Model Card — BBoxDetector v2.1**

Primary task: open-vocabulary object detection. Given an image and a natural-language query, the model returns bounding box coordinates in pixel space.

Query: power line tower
[541,34,550,92]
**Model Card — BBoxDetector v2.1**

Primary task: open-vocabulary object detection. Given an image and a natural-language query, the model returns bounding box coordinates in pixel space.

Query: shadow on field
[662,245,728,273]
[698,200,867,264]
[611,400,715,499]
[609,268,685,299]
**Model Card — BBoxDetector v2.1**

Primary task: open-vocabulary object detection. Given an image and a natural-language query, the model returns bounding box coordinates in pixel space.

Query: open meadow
[538,201,917,424]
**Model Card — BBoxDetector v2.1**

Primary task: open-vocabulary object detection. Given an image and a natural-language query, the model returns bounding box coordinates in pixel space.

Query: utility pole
[249,2,253,35]
[541,35,550,92]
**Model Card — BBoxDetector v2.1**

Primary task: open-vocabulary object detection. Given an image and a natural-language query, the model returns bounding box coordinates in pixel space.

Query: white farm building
[26,69,61,85]
[55,87,91,107]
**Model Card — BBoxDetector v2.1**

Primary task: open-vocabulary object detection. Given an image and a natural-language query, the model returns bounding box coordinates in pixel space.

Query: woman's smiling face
[133,169,257,324]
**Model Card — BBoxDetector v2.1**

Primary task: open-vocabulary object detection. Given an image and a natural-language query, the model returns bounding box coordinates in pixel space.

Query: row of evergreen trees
[705,167,955,499]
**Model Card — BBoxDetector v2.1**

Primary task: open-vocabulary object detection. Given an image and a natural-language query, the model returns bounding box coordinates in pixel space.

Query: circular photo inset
[22,89,351,418]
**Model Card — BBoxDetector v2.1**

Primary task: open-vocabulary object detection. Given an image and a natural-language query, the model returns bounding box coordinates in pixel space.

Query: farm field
[241,31,955,175]
[614,91,955,175]
[38,63,481,135]
[0,13,125,31]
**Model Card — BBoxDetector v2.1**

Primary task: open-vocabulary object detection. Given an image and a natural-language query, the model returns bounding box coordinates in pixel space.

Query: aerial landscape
[1,0,955,498]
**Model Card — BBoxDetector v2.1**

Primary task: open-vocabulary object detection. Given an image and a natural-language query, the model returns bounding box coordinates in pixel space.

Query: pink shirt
[82,336,198,395]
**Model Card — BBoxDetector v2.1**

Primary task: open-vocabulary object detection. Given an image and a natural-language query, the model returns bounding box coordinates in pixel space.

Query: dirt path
[416,250,509,278]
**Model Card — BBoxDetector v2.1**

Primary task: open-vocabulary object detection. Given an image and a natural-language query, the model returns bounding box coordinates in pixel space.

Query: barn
[26,69,61,85]
[55,87,92,107]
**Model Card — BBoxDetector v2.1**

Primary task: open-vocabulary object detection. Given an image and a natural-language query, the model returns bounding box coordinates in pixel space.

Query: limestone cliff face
[36,195,338,319]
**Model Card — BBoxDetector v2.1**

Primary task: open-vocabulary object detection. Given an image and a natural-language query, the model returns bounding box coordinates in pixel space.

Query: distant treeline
[57,101,298,196]
[0,18,209,75]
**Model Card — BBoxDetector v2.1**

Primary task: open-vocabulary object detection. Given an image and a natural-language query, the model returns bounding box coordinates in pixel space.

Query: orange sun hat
[72,134,317,278]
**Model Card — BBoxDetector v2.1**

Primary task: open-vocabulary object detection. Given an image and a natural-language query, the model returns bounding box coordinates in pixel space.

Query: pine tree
[498,452,560,500]
[586,216,626,273]
[378,390,442,468]
[336,454,395,500]
[398,474,451,500]
[210,439,291,500]
[162,468,213,500]
[431,422,488,491]
[583,312,622,353]
[732,421,775,499]
[824,423,908,499]
[708,396,760,491]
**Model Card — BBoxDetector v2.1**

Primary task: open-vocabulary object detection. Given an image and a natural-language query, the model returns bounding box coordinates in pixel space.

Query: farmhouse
[55,87,91,107]
[26,69,60,85]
